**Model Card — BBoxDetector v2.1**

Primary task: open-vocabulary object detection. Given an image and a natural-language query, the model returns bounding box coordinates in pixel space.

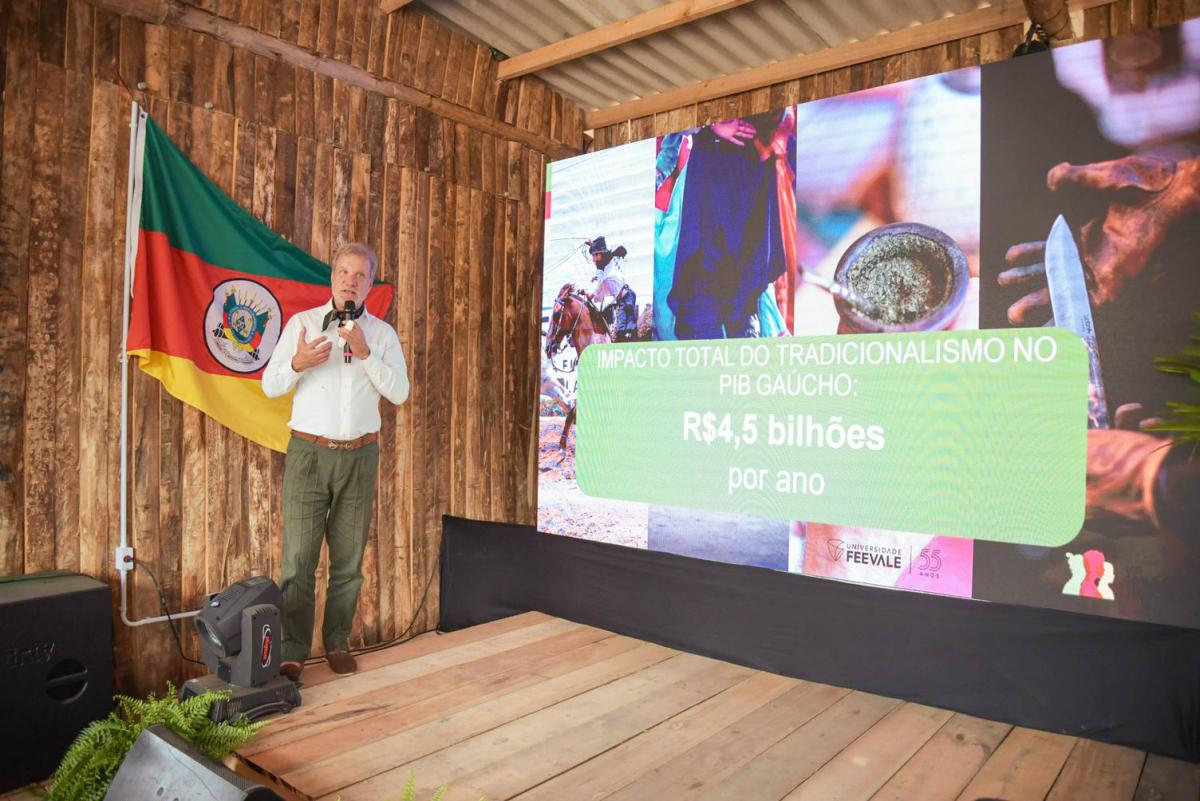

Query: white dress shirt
[262,300,409,440]
[591,260,625,309]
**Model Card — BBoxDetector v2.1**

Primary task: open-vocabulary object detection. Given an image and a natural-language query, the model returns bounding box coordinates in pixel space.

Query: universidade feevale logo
[204,279,283,374]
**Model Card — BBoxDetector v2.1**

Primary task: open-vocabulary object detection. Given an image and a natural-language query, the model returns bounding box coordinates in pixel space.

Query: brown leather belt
[292,430,378,450]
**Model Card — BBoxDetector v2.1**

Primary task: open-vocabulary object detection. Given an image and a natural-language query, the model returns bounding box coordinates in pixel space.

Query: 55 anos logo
[204,279,283,373]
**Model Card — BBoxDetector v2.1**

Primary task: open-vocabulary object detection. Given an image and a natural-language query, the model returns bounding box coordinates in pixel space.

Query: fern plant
[1147,309,1200,449]
[48,683,265,801]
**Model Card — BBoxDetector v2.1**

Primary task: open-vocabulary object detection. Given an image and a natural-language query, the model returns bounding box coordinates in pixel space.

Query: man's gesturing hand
[291,328,332,371]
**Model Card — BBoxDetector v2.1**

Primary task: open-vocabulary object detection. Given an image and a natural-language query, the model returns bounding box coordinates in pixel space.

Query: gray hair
[332,242,378,278]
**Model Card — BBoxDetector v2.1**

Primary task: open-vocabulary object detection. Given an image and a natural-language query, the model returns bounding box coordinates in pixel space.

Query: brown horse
[544,282,611,451]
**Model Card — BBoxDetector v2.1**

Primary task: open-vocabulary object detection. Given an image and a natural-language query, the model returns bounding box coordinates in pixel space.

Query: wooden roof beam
[84,0,581,158]
[498,0,756,81]
[585,0,1114,129]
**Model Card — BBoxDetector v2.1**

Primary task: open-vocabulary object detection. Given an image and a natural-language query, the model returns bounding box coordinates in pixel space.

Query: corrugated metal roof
[415,0,997,111]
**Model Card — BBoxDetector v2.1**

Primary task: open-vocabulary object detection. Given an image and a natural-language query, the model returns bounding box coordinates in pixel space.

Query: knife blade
[1045,214,1109,429]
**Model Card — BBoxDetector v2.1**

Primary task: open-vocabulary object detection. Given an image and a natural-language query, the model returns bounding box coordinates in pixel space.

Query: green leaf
[48,684,263,801]
[1147,421,1200,432]
[1152,310,1200,443]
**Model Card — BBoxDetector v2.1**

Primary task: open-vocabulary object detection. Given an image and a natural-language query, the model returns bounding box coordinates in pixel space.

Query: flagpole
[118,101,200,628]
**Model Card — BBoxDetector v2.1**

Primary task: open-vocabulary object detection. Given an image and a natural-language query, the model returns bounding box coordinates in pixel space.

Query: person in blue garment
[665,109,795,340]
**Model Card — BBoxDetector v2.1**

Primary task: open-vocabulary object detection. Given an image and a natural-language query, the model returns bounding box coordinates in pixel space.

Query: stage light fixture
[1014,23,1052,57]
[180,576,301,723]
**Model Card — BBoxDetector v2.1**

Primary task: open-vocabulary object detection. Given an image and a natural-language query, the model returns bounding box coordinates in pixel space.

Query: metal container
[833,221,969,334]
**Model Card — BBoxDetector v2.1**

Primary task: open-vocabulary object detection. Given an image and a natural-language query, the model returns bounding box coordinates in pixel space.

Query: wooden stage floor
[234,612,1200,801]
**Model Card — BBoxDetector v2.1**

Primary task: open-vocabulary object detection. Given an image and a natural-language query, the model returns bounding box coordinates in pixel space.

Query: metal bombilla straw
[802,267,882,320]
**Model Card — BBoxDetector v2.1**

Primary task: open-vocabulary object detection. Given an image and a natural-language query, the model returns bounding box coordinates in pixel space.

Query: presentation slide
[538,20,1200,629]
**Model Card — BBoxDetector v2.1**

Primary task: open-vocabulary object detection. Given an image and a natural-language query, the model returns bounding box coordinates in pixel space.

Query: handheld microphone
[340,300,356,363]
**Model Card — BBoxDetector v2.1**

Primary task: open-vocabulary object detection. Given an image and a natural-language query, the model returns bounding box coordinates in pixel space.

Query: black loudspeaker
[104,725,284,800]
[0,571,114,792]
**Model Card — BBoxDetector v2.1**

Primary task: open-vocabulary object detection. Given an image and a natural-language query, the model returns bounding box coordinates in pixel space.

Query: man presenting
[262,243,409,680]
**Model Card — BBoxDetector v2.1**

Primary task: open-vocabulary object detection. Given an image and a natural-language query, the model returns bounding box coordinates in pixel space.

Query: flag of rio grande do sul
[125,105,393,452]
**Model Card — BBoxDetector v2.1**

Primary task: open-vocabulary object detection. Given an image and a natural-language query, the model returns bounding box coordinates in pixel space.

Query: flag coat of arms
[125,104,394,452]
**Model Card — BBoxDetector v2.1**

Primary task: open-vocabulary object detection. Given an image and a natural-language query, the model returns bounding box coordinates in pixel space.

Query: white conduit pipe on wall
[118,101,200,628]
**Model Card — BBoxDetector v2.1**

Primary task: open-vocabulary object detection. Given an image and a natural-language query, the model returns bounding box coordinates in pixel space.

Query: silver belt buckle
[327,440,338,450]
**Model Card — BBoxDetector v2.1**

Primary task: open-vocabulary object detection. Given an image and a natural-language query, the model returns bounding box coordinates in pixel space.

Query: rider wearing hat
[587,236,640,340]
[587,236,627,312]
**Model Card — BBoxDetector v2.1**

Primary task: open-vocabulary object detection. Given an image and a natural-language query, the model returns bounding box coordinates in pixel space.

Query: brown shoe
[280,660,304,682]
[325,650,357,674]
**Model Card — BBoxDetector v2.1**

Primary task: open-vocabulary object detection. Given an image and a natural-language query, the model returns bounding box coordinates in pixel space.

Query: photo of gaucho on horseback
[543,237,640,450]
[584,236,644,343]
[538,141,655,547]
[543,236,645,449]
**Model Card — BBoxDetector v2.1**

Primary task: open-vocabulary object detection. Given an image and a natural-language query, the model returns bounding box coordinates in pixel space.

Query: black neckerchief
[321,301,365,332]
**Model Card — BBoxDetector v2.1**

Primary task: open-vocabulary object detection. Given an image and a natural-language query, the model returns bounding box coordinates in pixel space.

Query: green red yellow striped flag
[125,104,394,452]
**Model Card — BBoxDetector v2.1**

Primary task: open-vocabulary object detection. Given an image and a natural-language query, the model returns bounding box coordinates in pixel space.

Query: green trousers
[280,435,379,662]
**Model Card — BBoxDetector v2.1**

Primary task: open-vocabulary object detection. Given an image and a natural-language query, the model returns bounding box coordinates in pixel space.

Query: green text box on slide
[575,329,1088,546]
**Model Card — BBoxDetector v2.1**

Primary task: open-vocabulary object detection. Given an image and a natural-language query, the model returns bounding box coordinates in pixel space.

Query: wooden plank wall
[590,0,1200,149]
[0,0,582,696]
